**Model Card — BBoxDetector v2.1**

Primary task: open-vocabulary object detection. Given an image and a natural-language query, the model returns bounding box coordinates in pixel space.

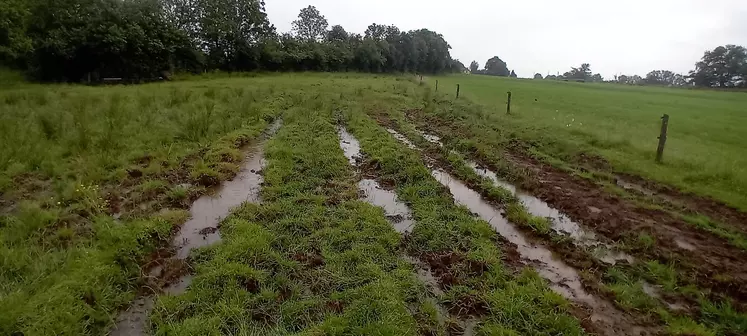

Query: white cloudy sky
[265,0,747,78]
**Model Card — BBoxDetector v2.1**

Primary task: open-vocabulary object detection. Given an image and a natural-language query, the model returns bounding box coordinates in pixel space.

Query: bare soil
[501,150,747,307]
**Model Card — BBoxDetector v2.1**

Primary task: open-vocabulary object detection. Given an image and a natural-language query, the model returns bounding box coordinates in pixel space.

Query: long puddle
[387,128,643,335]
[110,119,282,336]
[339,127,414,233]
[339,127,460,331]
[416,129,631,264]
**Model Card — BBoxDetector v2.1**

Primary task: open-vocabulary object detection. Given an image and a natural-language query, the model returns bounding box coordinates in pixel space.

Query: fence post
[506,91,512,114]
[420,75,423,84]
[656,114,669,163]
[456,84,460,99]
[435,80,439,92]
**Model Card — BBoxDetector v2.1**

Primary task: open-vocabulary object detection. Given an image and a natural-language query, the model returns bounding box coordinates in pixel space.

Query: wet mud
[384,128,650,335]
[466,161,633,265]
[502,151,747,305]
[109,120,281,336]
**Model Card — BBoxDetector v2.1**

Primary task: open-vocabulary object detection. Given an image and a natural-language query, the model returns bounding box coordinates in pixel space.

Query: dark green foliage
[1,1,461,81]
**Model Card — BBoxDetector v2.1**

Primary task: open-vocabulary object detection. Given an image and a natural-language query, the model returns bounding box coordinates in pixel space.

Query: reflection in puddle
[110,120,282,336]
[466,161,633,264]
[340,127,414,233]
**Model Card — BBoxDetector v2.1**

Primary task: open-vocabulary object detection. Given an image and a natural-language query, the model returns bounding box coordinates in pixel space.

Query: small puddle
[642,281,687,311]
[110,119,282,336]
[386,128,417,149]
[417,130,443,146]
[466,161,633,264]
[340,127,414,233]
[674,239,697,251]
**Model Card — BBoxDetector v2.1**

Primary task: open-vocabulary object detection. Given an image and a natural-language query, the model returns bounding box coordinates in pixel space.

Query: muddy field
[2,74,746,335]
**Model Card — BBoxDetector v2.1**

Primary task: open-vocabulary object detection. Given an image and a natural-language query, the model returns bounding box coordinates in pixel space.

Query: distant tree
[546,74,557,80]
[469,60,479,73]
[326,25,349,42]
[645,70,687,86]
[590,73,603,82]
[563,63,592,80]
[292,6,328,41]
[509,70,517,78]
[533,73,543,79]
[688,45,747,87]
[451,59,467,73]
[484,56,509,76]
[617,74,629,84]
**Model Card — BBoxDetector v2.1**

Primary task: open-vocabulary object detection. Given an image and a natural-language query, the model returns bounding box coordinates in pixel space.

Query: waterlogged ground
[2,73,746,335]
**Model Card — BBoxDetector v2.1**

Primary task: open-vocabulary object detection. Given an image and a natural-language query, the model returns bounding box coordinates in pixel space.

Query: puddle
[674,239,697,251]
[386,128,417,149]
[109,119,281,336]
[641,281,687,311]
[431,170,642,334]
[340,127,415,233]
[383,128,647,334]
[358,179,415,233]
[417,130,442,146]
[466,161,633,264]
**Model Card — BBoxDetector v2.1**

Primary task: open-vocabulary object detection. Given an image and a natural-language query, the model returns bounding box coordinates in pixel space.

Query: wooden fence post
[656,114,669,163]
[435,80,439,92]
[420,75,423,84]
[456,84,460,99]
[506,91,512,114]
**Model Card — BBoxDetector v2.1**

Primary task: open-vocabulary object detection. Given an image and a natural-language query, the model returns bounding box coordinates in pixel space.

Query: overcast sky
[265,0,747,78]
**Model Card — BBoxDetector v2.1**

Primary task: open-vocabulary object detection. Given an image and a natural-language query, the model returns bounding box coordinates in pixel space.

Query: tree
[484,56,509,76]
[0,0,32,67]
[645,70,686,86]
[590,73,603,82]
[291,5,328,41]
[533,73,543,79]
[509,70,517,78]
[563,63,592,80]
[688,45,747,87]
[469,60,479,73]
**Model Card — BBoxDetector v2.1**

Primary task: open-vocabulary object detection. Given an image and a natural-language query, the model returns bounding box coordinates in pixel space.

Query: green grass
[4,72,746,335]
[0,77,286,334]
[432,74,747,211]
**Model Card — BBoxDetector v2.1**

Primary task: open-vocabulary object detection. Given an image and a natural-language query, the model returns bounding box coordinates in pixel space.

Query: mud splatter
[109,119,281,336]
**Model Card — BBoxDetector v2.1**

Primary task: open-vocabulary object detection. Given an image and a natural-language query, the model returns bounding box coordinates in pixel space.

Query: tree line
[0,1,464,82]
[469,44,746,88]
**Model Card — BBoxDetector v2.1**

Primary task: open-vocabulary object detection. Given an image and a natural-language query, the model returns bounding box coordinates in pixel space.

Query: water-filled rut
[109,119,282,336]
[386,128,646,336]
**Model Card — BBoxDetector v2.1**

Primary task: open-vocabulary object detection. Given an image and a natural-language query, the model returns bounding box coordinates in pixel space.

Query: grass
[432,74,747,212]
[3,72,746,335]
[0,77,285,334]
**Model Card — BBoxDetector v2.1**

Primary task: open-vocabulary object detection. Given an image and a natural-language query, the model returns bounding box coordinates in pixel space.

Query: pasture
[1,73,746,335]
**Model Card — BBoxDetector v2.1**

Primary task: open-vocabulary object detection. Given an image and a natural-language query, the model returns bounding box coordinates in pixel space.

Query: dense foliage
[0,1,462,81]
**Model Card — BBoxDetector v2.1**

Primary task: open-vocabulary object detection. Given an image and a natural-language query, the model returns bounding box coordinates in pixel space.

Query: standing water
[339,127,414,233]
[109,119,282,336]
[387,128,644,335]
